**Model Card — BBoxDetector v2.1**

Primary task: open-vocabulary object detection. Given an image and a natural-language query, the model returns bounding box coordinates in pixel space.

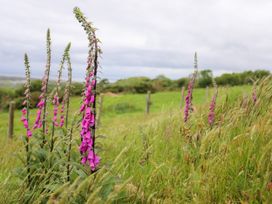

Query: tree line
[0,69,270,110]
[99,69,270,93]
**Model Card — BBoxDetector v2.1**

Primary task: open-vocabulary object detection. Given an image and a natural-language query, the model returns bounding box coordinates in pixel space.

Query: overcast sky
[0,0,272,81]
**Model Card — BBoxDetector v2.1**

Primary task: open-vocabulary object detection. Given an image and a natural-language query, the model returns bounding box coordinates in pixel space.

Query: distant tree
[198,69,213,88]
[72,69,271,94]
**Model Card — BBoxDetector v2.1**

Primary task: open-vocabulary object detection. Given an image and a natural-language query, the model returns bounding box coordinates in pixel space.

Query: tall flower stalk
[184,52,198,122]
[34,29,51,146]
[59,43,74,181]
[21,53,32,185]
[50,43,71,151]
[63,43,72,129]
[74,7,101,172]
[21,54,32,138]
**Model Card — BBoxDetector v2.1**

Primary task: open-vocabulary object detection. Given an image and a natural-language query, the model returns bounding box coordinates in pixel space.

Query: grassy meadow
[1,4,272,204]
[1,85,267,203]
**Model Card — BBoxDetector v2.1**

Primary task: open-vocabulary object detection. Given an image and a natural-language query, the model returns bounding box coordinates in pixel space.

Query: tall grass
[30,75,271,203]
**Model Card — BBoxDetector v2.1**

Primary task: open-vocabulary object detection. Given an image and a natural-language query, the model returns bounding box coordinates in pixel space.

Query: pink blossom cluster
[80,70,100,171]
[184,73,196,122]
[33,75,48,129]
[21,81,32,137]
[52,91,68,128]
[208,94,217,126]
[80,71,95,112]
[21,108,32,137]
[33,99,45,129]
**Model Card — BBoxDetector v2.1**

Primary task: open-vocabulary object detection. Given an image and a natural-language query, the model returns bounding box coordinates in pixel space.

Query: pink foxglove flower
[184,80,194,122]
[208,94,217,126]
[34,95,45,128]
[80,71,100,171]
[74,7,100,171]
[21,108,32,138]
[184,52,198,122]
[59,104,65,127]
[33,102,43,129]
[33,80,47,130]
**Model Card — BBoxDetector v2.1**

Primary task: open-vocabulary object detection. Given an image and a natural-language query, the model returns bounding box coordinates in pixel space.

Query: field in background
[0,85,250,139]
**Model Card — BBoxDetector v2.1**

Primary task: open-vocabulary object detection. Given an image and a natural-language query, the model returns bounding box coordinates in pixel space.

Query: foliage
[197,69,213,88]
[1,70,269,110]
[215,69,270,86]
[101,70,270,94]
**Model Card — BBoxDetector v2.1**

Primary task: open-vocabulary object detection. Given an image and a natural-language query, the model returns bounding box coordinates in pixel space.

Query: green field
[1,85,260,203]
[0,86,250,140]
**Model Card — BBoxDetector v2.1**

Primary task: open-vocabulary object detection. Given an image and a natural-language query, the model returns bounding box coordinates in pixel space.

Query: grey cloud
[0,0,272,81]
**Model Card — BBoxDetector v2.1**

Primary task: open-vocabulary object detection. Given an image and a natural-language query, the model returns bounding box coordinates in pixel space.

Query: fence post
[146,91,151,114]
[180,86,185,109]
[8,101,15,139]
[96,94,103,128]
